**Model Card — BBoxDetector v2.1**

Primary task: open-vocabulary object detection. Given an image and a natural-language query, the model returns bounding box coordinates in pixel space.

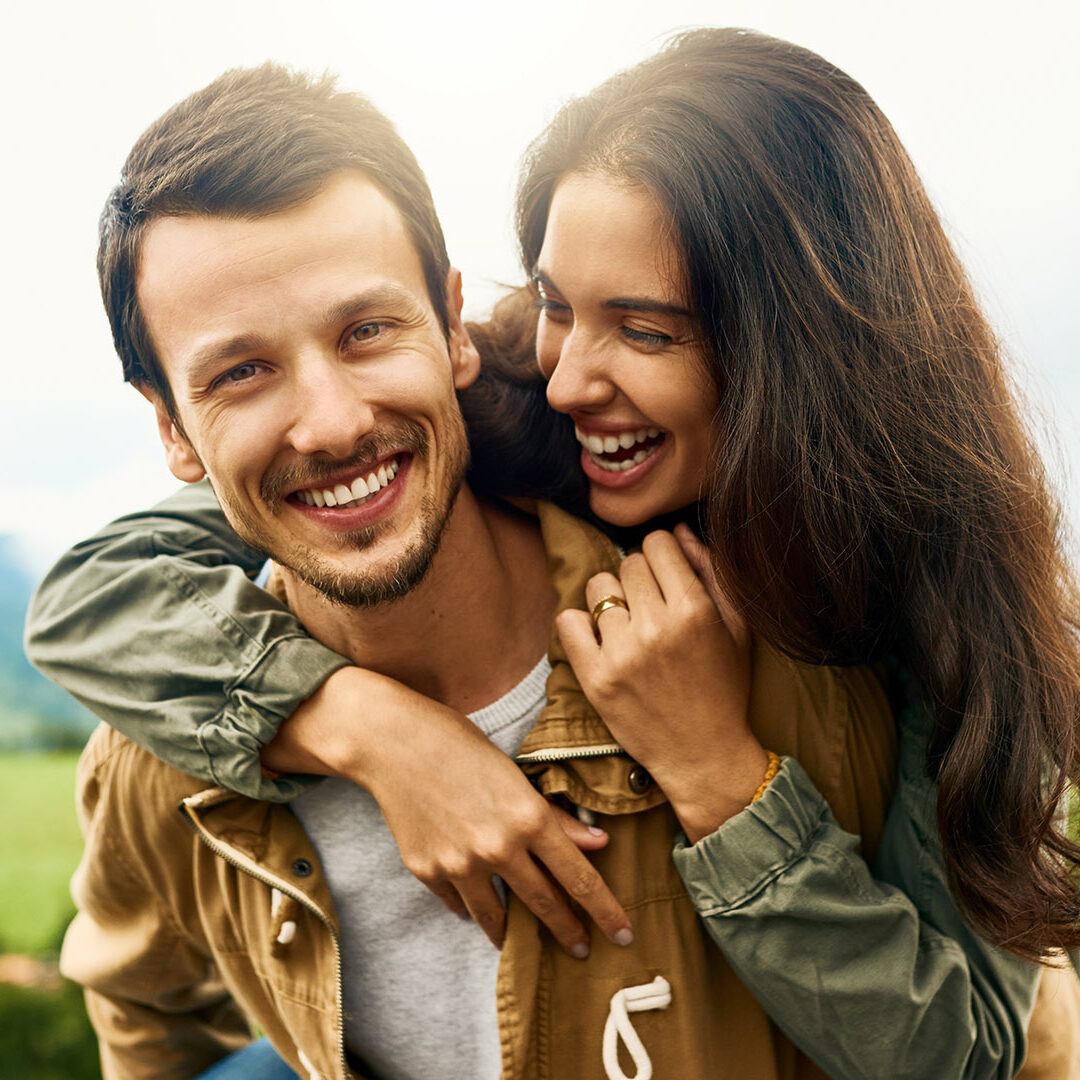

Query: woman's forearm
[25,480,348,799]
[674,750,1042,1080]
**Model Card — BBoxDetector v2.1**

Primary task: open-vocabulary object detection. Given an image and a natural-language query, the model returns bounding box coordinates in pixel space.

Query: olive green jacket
[29,482,1076,1077]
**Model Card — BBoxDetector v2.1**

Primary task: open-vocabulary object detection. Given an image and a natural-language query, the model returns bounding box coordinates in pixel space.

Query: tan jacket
[61,503,1057,1079]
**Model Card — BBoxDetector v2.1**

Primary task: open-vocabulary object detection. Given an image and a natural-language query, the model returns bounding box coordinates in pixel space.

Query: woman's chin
[588,487,671,529]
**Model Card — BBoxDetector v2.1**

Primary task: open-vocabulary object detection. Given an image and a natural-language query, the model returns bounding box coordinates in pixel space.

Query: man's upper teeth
[297,457,400,508]
[575,426,661,455]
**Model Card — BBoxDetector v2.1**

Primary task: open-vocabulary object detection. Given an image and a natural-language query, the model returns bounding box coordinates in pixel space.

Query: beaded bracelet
[749,750,781,804]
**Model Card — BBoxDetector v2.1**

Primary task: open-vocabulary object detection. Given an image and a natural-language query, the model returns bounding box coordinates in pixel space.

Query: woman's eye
[535,296,571,322]
[622,326,672,348]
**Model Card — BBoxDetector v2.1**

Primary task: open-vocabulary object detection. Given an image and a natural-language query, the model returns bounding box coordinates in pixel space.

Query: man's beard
[217,415,469,608]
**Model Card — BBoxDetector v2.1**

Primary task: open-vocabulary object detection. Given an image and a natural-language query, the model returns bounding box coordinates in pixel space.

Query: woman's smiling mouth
[574,424,667,472]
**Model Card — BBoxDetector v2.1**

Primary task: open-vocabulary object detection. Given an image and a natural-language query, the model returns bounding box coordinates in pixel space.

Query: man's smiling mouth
[291,453,404,509]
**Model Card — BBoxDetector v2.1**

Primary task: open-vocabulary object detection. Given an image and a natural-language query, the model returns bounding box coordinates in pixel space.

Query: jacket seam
[692,817,828,917]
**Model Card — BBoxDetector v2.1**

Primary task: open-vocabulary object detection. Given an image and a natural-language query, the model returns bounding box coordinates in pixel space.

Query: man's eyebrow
[185,285,425,383]
[188,334,269,383]
[532,267,691,318]
[321,284,425,328]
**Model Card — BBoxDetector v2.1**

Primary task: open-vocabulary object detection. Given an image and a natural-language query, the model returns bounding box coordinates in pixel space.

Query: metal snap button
[291,858,313,878]
[627,765,652,795]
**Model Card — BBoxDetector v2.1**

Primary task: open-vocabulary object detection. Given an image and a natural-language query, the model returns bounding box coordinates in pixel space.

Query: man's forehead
[136,171,431,367]
[138,171,417,289]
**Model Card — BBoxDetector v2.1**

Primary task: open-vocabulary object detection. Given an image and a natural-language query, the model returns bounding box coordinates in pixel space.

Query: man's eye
[215,362,260,387]
[350,321,384,342]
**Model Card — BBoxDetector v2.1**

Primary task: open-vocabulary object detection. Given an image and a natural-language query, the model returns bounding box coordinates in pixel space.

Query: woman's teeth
[575,426,665,472]
[295,458,401,508]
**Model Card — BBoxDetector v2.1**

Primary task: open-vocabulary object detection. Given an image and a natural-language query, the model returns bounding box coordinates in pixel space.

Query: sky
[1,0,1077,574]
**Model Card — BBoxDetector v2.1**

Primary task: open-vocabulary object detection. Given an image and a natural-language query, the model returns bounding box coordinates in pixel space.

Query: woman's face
[534,173,718,527]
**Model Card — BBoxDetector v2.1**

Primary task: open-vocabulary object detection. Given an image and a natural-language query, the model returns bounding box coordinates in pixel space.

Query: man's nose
[543,326,616,414]
[285,354,376,459]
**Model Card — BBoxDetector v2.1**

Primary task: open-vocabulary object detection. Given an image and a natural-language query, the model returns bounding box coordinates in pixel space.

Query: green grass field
[0,752,83,955]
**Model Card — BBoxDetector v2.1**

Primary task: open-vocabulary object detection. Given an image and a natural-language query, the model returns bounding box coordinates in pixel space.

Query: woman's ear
[136,384,206,483]
[446,268,481,390]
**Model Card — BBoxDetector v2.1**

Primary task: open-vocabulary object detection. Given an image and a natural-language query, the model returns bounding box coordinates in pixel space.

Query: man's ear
[136,384,206,483]
[446,268,481,391]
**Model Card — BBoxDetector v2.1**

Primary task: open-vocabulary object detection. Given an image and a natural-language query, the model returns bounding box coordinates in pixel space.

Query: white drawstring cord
[602,976,672,1080]
[297,1048,323,1080]
[270,887,297,945]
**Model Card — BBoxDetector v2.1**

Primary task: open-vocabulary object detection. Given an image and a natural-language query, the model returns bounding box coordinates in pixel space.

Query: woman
[28,29,1078,1078]
[514,26,1080,958]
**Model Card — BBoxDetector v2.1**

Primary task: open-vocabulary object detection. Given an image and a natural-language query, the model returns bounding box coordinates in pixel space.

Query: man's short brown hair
[99,63,451,420]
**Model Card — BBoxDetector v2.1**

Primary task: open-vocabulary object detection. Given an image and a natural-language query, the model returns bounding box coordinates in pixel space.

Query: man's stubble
[216,413,470,608]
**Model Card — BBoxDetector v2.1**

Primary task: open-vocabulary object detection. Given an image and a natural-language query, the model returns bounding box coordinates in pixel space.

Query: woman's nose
[542,325,616,414]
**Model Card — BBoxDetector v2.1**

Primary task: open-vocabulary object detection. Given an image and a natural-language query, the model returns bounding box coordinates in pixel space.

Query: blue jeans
[196,1037,299,1079]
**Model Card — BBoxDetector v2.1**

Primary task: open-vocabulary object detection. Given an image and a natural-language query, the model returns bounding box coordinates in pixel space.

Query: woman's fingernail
[587,826,606,837]
[613,927,634,947]
[569,942,590,959]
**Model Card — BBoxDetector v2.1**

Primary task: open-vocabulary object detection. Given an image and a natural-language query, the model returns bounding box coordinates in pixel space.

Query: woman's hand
[557,525,768,842]
[263,666,633,958]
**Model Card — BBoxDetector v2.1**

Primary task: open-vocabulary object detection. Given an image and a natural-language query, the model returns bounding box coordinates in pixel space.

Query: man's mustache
[259,420,429,508]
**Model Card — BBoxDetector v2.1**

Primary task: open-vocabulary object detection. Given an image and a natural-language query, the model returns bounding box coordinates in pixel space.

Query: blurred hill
[0,537,96,750]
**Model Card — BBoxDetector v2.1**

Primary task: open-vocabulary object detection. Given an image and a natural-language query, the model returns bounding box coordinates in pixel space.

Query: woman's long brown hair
[510,28,1080,959]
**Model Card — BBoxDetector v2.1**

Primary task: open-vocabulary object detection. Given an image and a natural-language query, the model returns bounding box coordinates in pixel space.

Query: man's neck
[279,490,556,715]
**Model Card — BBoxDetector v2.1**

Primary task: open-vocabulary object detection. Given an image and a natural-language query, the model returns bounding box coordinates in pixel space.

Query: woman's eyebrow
[531,268,558,292]
[532,267,689,317]
[604,297,691,317]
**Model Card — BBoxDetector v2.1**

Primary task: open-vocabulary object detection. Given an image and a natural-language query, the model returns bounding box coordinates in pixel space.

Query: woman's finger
[427,880,470,919]
[617,551,664,613]
[673,523,748,641]
[583,572,630,635]
[557,608,603,669]
[452,877,511,950]
[640,530,704,604]
[550,803,610,852]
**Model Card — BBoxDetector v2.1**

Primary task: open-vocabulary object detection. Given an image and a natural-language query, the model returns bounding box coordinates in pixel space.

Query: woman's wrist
[260,667,423,784]
[659,736,771,843]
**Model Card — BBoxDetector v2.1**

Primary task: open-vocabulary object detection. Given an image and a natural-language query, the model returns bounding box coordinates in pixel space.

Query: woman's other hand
[262,668,633,958]
[558,525,768,841]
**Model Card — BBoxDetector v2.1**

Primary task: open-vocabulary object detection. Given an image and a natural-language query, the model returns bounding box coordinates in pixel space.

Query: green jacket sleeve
[672,704,1042,1080]
[24,480,350,801]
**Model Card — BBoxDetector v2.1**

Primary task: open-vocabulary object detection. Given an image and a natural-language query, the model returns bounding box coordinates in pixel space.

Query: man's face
[137,170,479,606]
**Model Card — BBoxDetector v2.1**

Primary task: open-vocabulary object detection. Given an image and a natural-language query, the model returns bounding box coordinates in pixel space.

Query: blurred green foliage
[0,753,83,954]
[0,980,100,1080]
[0,752,100,1077]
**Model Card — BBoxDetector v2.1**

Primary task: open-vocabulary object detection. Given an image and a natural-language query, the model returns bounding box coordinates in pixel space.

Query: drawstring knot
[602,976,672,1080]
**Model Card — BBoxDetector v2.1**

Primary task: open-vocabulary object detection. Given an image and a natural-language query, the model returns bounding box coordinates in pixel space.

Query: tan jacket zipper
[179,792,349,1080]
[515,742,627,765]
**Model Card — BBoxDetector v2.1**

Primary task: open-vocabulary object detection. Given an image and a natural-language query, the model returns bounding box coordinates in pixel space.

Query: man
[61,64,641,1080]
[56,62,911,1080]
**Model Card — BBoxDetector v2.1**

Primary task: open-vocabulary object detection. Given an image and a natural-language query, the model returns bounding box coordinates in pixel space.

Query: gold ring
[590,594,629,623]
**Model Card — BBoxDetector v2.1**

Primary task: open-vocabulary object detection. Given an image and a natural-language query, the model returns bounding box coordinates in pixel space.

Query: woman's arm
[25,479,345,799]
[24,481,633,957]
[675,744,1042,1080]
[559,527,1048,1080]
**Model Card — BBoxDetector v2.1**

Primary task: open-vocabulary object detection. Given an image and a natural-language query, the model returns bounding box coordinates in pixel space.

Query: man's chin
[279,534,440,608]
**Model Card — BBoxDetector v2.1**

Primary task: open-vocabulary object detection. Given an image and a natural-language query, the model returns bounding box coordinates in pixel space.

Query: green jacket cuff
[672,757,828,912]
[197,635,351,802]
